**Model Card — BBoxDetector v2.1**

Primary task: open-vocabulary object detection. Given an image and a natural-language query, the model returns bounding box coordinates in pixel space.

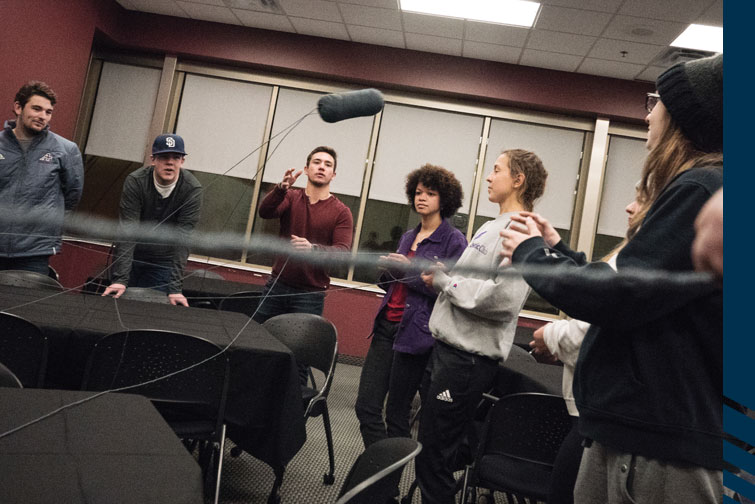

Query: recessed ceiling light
[671,24,723,53]
[399,0,541,28]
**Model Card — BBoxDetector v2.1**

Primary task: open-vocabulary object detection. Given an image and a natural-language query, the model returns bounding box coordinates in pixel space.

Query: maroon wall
[0,0,101,139]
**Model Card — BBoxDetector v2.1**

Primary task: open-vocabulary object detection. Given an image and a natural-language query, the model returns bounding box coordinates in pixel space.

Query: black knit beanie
[655,53,723,152]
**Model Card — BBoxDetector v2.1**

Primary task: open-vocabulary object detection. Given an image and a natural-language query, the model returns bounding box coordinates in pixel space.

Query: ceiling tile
[464,21,529,47]
[602,15,687,45]
[577,58,646,80]
[402,12,464,39]
[348,25,405,47]
[695,0,723,25]
[526,29,596,56]
[462,41,522,64]
[232,9,295,31]
[338,0,398,8]
[588,38,666,65]
[225,0,285,14]
[177,1,241,23]
[339,3,402,30]
[405,32,462,56]
[635,66,668,83]
[618,0,711,23]
[535,5,612,37]
[520,48,583,72]
[277,0,343,22]
[127,0,189,17]
[540,0,623,14]
[289,17,351,40]
[182,0,224,6]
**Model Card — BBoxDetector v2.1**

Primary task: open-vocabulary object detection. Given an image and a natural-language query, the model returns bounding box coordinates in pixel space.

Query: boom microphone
[317,88,385,123]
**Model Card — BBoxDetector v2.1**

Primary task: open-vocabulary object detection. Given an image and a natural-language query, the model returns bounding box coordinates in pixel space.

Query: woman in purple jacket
[355,164,467,448]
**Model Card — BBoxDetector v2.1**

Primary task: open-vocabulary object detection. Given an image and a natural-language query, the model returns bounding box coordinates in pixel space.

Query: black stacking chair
[506,343,537,363]
[82,329,229,504]
[336,438,422,504]
[0,312,48,388]
[47,265,60,282]
[460,392,572,503]
[263,313,339,484]
[217,291,263,318]
[0,361,23,388]
[120,287,169,303]
[187,269,224,280]
[0,270,64,291]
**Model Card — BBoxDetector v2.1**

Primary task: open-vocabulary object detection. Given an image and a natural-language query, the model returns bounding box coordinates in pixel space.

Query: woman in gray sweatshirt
[415,149,548,504]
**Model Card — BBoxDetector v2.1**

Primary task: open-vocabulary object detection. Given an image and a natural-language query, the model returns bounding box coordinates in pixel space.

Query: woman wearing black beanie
[501,53,723,504]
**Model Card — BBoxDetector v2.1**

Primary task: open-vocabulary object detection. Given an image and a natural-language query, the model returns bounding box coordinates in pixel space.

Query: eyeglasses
[645,92,660,113]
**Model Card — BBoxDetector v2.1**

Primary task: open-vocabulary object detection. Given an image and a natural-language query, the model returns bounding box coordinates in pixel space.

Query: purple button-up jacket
[373,219,467,355]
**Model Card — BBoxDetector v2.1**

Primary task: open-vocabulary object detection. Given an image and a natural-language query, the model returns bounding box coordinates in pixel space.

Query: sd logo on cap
[152,134,187,156]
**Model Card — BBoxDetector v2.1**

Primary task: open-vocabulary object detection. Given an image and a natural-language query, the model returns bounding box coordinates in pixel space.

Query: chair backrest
[479,392,571,467]
[82,330,229,432]
[0,270,64,291]
[263,313,338,378]
[506,344,537,363]
[0,361,23,388]
[188,269,225,280]
[336,438,422,504]
[120,287,169,303]
[217,291,263,318]
[0,312,48,387]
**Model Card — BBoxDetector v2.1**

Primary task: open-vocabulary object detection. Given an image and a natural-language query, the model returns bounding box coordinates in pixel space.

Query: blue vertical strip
[725,5,748,504]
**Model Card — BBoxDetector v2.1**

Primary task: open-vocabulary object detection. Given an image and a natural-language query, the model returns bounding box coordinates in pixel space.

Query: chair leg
[212,424,226,504]
[400,479,419,504]
[322,405,335,485]
[268,465,285,504]
[461,465,472,504]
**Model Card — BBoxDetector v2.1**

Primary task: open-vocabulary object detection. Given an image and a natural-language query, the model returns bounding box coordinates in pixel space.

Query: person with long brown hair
[501,53,723,503]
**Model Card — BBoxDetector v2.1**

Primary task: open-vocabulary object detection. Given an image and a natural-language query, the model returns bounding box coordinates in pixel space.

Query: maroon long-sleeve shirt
[258,186,353,290]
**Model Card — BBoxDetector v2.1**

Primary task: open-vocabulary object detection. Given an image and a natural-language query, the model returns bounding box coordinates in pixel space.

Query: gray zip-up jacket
[429,212,530,361]
[0,120,84,257]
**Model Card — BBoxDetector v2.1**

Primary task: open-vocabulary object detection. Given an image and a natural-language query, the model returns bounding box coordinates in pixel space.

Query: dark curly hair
[503,149,547,212]
[14,81,57,109]
[405,164,464,219]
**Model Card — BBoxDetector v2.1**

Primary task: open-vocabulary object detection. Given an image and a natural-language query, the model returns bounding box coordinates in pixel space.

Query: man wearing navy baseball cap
[102,133,202,306]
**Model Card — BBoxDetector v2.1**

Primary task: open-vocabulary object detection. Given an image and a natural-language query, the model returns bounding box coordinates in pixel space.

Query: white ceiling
[114,0,723,82]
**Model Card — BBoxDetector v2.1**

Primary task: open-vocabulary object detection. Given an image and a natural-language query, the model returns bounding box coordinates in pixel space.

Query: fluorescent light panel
[671,24,723,53]
[399,0,541,28]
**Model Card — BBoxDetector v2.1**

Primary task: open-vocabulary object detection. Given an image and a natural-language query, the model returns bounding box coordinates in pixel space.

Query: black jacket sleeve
[512,167,722,329]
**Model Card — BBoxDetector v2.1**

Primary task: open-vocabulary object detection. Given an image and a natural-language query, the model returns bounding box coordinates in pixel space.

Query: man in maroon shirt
[254,146,353,324]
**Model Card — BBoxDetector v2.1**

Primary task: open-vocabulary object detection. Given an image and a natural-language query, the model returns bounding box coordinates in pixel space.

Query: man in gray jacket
[102,134,202,306]
[0,81,84,273]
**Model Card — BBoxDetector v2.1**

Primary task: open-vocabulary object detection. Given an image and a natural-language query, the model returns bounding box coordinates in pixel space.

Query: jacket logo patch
[38,153,54,163]
[0,153,5,160]
[469,242,488,255]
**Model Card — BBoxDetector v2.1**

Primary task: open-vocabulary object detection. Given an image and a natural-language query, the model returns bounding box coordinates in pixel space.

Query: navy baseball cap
[152,134,187,156]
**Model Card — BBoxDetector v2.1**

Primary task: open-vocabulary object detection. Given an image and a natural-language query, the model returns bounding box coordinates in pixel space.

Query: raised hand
[279,168,303,190]
[511,212,561,247]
